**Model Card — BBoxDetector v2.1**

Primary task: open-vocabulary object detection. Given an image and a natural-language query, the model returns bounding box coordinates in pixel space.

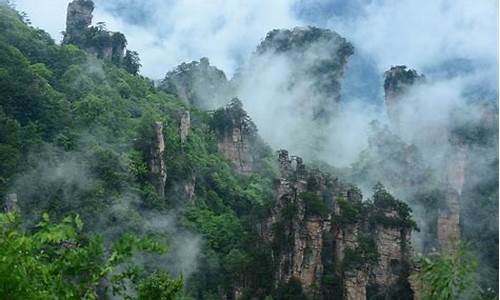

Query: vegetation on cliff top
[0,1,497,299]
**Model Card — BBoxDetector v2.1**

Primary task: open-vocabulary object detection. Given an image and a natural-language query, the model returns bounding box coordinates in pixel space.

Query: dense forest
[0,1,498,299]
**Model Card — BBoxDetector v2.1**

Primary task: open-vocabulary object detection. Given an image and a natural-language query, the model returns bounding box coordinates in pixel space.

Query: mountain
[0,1,497,299]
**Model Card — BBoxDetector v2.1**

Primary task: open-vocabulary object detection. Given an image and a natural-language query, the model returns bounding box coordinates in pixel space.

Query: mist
[9,0,498,293]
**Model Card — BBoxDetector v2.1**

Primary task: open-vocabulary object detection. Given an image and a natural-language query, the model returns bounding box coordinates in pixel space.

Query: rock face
[263,150,415,299]
[64,0,94,44]
[179,110,191,144]
[372,212,413,297]
[183,175,196,203]
[384,66,425,127]
[235,27,354,159]
[384,66,464,252]
[211,99,259,173]
[251,26,353,120]
[344,269,368,300]
[218,126,254,173]
[149,122,167,198]
[438,144,466,249]
[265,150,326,297]
[63,0,126,63]
[160,58,232,109]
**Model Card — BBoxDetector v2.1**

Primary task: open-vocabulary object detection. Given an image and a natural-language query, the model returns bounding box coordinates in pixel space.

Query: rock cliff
[384,66,425,127]
[63,0,93,44]
[210,98,260,173]
[179,110,191,144]
[250,26,353,120]
[160,58,232,109]
[149,121,167,199]
[63,0,127,64]
[383,66,463,251]
[438,144,466,249]
[263,150,416,299]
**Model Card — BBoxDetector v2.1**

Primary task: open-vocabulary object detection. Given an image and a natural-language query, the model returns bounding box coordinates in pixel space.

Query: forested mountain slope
[0,1,497,299]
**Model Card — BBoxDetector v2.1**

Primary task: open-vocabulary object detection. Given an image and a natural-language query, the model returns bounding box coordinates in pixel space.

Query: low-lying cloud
[15,0,302,79]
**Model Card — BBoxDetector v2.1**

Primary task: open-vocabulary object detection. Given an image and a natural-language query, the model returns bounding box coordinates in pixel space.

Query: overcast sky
[13,0,499,86]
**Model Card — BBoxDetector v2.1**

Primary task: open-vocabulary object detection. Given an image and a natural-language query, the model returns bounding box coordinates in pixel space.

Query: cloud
[14,0,497,85]
[13,0,497,167]
[15,0,302,79]
[326,0,498,76]
[13,0,69,41]
[96,0,303,78]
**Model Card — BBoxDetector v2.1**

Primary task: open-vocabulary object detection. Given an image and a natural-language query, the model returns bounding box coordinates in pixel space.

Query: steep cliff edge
[263,150,416,299]
[248,26,353,121]
[0,1,496,298]
[149,122,167,199]
[63,0,138,71]
[209,98,263,173]
[160,57,232,109]
[383,66,462,250]
[63,0,94,44]
[384,66,425,127]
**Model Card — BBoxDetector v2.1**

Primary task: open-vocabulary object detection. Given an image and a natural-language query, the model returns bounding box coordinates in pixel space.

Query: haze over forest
[0,0,498,299]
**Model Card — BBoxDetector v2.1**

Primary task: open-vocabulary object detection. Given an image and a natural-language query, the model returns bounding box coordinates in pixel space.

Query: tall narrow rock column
[179,110,195,202]
[149,122,167,199]
[180,110,190,144]
[438,144,466,249]
[63,0,94,44]
[384,66,425,128]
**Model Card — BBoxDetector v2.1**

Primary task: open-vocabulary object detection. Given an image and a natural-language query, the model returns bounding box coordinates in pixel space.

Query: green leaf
[42,212,49,222]
[75,214,83,231]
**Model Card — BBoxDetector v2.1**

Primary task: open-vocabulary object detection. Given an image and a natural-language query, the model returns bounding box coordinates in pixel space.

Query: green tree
[413,243,482,300]
[138,271,183,300]
[123,50,141,75]
[0,212,172,299]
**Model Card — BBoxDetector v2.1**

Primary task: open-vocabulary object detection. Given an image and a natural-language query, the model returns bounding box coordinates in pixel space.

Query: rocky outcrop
[263,150,416,299]
[149,122,167,198]
[384,66,425,127]
[63,0,127,64]
[183,174,196,204]
[233,27,354,159]
[250,26,353,120]
[373,214,413,294]
[333,220,368,300]
[160,58,232,109]
[344,269,368,300]
[384,66,464,252]
[211,99,258,173]
[438,144,466,249]
[218,126,255,173]
[63,0,93,44]
[179,110,191,144]
[267,150,326,298]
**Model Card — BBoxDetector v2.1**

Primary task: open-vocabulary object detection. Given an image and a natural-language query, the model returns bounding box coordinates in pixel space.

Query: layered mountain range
[0,0,497,299]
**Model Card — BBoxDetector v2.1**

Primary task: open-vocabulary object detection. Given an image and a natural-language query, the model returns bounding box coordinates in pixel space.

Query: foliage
[159,57,231,108]
[138,271,183,300]
[123,50,141,75]
[342,234,379,271]
[0,3,496,299]
[412,243,482,300]
[272,277,306,300]
[209,98,257,139]
[370,183,418,230]
[383,65,425,96]
[333,196,362,225]
[0,212,170,299]
[300,192,328,217]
